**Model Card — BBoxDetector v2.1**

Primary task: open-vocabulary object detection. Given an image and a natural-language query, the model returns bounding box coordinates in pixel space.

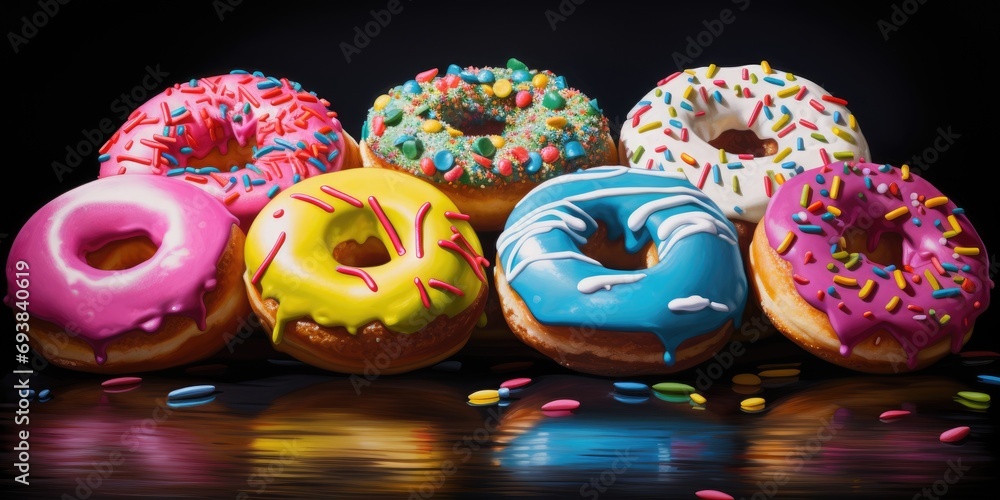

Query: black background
[2,0,997,358]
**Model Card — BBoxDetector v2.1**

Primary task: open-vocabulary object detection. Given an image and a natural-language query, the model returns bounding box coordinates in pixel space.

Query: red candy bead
[515,90,532,108]
[419,157,436,176]
[540,146,559,163]
[371,115,385,137]
[496,158,513,176]
[415,68,438,83]
[511,147,529,163]
[443,166,464,182]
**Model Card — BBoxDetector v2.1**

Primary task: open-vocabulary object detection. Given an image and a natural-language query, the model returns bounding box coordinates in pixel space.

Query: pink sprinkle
[414,202,431,259]
[741,68,749,80]
[540,146,560,163]
[799,119,817,130]
[737,153,754,160]
[809,99,826,112]
[657,72,681,86]
[763,94,772,107]
[803,251,814,264]
[320,185,363,207]
[336,266,378,292]
[713,79,727,87]
[369,195,405,256]
[414,277,432,308]
[654,145,668,153]
[251,232,285,285]
[444,211,471,221]
[500,377,532,389]
[699,86,709,103]
[940,426,970,443]
[819,148,831,166]
[776,123,797,138]
[102,377,142,388]
[290,193,335,213]
[747,100,763,128]
[743,87,751,98]
[879,410,911,420]
[694,110,706,117]
[646,158,654,169]
[542,399,580,412]
[428,279,464,296]
[696,490,734,500]
[272,209,284,218]
[793,274,810,285]
[697,163,711,189]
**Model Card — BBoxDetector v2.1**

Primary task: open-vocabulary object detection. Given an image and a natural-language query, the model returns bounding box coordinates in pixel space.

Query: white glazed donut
[619,62,871,224]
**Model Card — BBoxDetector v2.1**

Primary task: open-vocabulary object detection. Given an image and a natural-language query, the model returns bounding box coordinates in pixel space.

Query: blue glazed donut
[494,166,748,376]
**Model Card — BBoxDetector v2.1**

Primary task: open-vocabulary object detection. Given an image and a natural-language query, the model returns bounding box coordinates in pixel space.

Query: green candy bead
[384,108,403,126]
[472,137,496,158]
[506,57,528,71]
[542,91,566,110]
[402,139,423,159]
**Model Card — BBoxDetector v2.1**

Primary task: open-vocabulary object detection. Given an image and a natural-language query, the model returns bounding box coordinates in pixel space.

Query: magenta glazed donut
[749,162,993,372]
[4,175,249,373]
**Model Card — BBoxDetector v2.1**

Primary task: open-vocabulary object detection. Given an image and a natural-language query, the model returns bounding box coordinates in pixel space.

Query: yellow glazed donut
[243,168,489,374]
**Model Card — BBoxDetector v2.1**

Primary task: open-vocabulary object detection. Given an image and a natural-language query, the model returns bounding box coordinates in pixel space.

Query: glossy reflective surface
[5,331,997,499]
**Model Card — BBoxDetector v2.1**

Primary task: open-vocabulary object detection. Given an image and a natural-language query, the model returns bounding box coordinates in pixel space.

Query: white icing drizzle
[506,251,602,282]
[668,296,730,313]
[577,273,647,294]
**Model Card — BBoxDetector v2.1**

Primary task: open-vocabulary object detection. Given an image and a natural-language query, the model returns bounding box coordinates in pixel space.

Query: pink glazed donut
[749,162,993,373]
[98,70,360,231]
[4,175,249,373]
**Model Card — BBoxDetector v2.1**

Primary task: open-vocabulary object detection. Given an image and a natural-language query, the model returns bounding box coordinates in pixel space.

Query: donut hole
[84,235,159,271]
[438,109,506,137]
[707,129,779,158]
[842,227,905,268]
[332,237,392,267]
[186,138,258,171]
[578,222,658,271]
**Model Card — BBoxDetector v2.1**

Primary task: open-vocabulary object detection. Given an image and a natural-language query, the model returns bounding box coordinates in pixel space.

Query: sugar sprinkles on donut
[360,58,617,230]
[619,62,871,224]
[98,70,360,231]
[751,161,993,372]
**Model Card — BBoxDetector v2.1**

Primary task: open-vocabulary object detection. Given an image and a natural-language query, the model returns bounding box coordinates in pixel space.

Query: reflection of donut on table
[360,59,617,230]
[495,166,747,376]
[744,377,987,494]
[25,380,248,495]
[4,175,249,373]
[244,168,489,374]
[248,378,481,497]
[98,70,360,232]
[751,162,993,372]
[495,375,735,488]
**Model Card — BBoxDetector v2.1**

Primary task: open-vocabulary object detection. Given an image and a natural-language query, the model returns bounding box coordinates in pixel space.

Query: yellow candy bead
[489,135,505,149]
[532,73,549,89]
[373,94,391,111]
[493,79,513,98]
[546,116,568,129]
[421,119,442,133]
[481,84,494,97]
[447,127,463,137]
